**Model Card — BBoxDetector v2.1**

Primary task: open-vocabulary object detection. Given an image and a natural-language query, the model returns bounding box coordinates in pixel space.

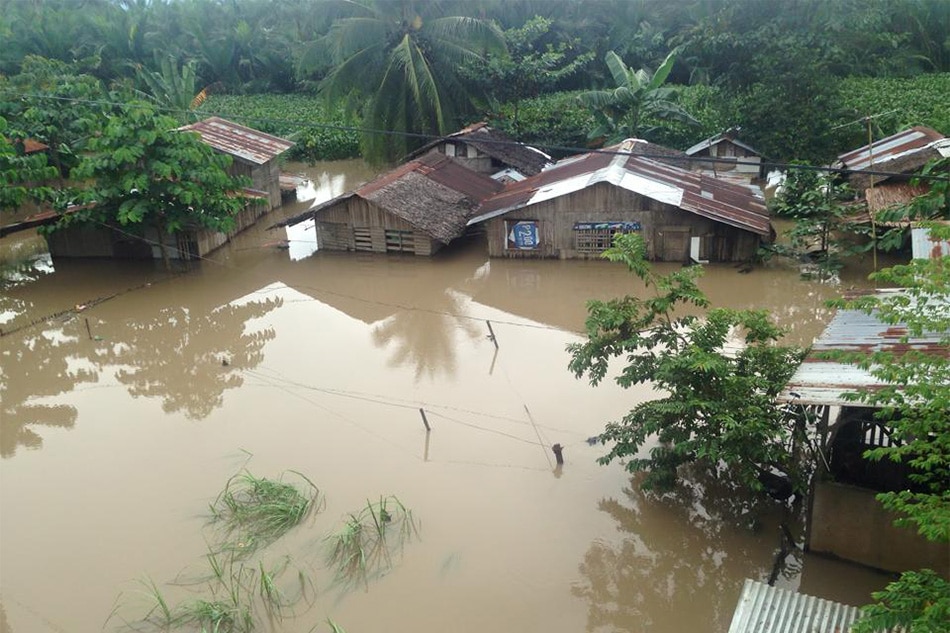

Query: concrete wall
[808,480,949,575]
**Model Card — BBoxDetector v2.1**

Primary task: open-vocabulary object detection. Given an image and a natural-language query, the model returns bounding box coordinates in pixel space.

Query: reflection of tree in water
[100,297,282,419]
[1,323,96,458]
[574,469,791,633]
[371,290,479,381]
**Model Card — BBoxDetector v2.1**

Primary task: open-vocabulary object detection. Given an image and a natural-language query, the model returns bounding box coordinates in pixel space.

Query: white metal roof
[728,579,861,633]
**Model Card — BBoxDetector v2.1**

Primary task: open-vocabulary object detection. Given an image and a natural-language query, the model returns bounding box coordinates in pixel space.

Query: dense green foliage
[1,0,948,163]
[0,117,59,211]
[568,234,806,492]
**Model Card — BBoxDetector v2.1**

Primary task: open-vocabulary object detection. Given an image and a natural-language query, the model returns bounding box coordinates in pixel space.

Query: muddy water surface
[1,161,894,633]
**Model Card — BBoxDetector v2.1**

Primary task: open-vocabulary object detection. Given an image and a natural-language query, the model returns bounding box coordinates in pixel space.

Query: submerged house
[404,122,551,182]
[778,294,949,575]
[281,151,502,256]
[467,139,771,262]
[42,118,293,261]
[684,128,766,182]
[178,117,294,212]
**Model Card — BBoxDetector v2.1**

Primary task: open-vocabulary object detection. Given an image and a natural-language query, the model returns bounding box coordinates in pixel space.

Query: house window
[385,229,415,253]
[573,221,641,254]
[353,227,373,251]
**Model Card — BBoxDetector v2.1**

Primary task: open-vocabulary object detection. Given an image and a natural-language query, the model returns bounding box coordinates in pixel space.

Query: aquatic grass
[210,470,320,555]
[325,495,419,591]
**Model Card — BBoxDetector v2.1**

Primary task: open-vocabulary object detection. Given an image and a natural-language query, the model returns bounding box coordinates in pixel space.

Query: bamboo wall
[314,198,440,256]
[484,182,763,262]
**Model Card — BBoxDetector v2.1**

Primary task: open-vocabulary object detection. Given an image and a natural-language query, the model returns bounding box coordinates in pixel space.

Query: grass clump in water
[211,470,320,555]
[326,495,419,591]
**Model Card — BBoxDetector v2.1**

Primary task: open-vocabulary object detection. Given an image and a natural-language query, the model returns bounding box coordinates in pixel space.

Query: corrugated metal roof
[836,126,945,172]
[728,579,861,633]
[778,291,949,406]
[469,140,770,236]
[178,117,293,165]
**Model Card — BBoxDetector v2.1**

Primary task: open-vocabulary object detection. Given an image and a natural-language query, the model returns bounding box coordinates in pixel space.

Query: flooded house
[404,122,551,182]
[178,116,294,212]
[467,139,771,262]
[684,128,766,182]
[38,118,293,261]
[280,151,502,257]
[778,294,949,575]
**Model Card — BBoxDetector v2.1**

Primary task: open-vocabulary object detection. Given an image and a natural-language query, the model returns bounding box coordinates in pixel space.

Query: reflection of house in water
[778,294,949,574]
[403,121,551,182]
[41,117,293,261]
[280,152,502,256]
[468,139,771,263]
[277,252,484,380]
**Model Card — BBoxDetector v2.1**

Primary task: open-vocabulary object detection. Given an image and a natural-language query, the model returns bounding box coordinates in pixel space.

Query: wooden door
[658,227,690,262]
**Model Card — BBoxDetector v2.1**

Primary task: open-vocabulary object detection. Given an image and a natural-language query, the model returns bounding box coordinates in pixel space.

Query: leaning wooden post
[85,318,92,340]
[419,408,431,432]
[551,443,564,465]
[485,320,499,350]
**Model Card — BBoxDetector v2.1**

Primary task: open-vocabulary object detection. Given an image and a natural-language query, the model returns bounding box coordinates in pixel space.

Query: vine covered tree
[310,0,505,162]
[568,234,805,493]
[50,103,252,268]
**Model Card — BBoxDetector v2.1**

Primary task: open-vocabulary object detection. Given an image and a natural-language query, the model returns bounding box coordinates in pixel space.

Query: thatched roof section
[865,182,931,214]
[278,152,502,243]
[406,122,551,176]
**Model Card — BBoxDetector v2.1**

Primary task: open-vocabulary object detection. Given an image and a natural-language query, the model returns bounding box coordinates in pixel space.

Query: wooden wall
[314,198,440,256]
[229,158,282,210]
[484,182,763,262]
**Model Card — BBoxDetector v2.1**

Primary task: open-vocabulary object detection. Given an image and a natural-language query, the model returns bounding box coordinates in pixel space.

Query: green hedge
[196,94,361,162]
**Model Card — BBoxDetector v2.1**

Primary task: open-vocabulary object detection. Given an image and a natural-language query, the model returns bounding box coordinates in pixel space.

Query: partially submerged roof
[778,290,949,406]
[178,117,293,165]
[835,126,949,190]
[469,139,770,236]
[728,579,861,633]
[405,122,551,177]
[685,128,763,157]
[283,152,503,244]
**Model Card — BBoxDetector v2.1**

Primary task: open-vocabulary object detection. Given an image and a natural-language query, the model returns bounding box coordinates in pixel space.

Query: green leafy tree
[578,49,698,147]
[568,233,805,492]
[134,55,207,123]
[311,0,505,163]
[461,16,593,135]
[0,116,59,211]
[831,235,950,633]
[51,103,251,268]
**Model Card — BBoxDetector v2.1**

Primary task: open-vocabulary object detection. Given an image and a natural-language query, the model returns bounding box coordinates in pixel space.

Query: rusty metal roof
[469,140,770,236]
[178,117,293,165]
[778,290,949,406]
[836,126,945,172]
[728,579,861,633]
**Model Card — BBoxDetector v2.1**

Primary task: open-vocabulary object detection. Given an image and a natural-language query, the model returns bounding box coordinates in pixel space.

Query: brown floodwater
[1,160,896,633]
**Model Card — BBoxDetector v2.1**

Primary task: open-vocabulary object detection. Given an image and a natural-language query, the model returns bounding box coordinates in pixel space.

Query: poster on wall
[506,220,540,250]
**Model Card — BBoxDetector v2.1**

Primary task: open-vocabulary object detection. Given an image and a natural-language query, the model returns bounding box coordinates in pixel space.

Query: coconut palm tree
[313,0,505,163]
[579,48,698,147]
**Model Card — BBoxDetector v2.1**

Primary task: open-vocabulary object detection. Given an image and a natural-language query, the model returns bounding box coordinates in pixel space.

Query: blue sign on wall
[507,220,540,250]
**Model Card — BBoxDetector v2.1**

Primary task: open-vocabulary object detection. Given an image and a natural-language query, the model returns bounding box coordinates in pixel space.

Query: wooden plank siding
[315,198,440,257]
[484,182,762,262]
[228,158,282,210]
